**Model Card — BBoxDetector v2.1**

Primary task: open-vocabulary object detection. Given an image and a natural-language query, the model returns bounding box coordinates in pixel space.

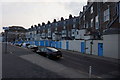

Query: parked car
[18,43,23,47]
[36,47,62,59]
[22,43,30,48]
[27,45,38,52]
[14,43,19,46]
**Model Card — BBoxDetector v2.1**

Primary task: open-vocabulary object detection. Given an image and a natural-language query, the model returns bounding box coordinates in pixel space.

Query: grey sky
[0,0,87,32]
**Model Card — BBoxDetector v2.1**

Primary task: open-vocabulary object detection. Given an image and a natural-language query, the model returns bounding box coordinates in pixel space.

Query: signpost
[3,27,9,54]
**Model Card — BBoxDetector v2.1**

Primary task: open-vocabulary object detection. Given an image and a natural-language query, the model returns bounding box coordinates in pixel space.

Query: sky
[0,0,87,33]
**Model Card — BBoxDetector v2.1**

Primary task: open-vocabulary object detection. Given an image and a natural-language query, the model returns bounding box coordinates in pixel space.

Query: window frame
[103,8,110,22]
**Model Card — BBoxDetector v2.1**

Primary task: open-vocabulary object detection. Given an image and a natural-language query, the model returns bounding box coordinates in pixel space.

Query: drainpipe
[90,40,93,55]
[84,40,86,54]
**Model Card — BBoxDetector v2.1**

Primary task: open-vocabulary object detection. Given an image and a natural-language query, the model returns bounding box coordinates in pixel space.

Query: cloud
[1,0,87,32]
[0,0,87,2]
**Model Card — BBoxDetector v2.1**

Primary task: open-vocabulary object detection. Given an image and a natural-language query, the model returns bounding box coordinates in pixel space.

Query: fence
[14,40,103,56]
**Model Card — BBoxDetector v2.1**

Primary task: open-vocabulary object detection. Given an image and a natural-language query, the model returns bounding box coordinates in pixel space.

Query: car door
[40,47,47,55]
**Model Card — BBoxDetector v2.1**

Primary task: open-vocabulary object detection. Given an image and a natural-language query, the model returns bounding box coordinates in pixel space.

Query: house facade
[2,26,27,42]
[25,1,119,41]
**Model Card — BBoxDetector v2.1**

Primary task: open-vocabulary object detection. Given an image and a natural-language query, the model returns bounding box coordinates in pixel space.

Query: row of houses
[2,26,27,42]
[2,1,120,59]
[25,1,119,41]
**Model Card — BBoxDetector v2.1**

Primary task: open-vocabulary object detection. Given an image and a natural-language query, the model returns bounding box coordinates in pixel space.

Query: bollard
[89,66,92,78]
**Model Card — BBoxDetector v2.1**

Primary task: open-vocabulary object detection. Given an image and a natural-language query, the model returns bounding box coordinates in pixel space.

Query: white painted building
[75,29,86,40]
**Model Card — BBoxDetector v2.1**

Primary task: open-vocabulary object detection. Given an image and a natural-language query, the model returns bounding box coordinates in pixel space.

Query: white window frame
[86,22,88,28]
[73,24,76,28]
[71,29,75,36]
[63,26,66,29]
[91,6,93,14]
[55,27,57,31]
[91,18,93,27]
[104,8,110,22]
[83,15,85,20]
[95,15,99,29]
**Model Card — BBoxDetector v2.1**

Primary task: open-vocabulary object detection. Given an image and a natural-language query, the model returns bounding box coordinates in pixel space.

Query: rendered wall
[92,40,103,56]
[69,40,82,52]
[103,34,119,59]
[61,40,66,49]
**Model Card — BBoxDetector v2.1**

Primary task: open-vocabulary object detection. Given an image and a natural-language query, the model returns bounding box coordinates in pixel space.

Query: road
[2,43,119,78]
[57,50,119,78]
[2,43,62,78]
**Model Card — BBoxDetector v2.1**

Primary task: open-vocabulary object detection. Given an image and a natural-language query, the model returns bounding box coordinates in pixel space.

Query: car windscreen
[31,45,37,47]
[47,47,58,52]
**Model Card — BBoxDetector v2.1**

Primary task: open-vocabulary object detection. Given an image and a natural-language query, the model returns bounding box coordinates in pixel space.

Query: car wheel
[46,54,51,59]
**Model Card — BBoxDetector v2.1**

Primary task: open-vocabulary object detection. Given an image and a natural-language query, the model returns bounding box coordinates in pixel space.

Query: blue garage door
[56,41,58,48]
[45,40,49,47]
[98,43,103,56]
[40,41,44,46]
[35,41,39,46]
[60,41,62,49]
[81,42,85,53]
[66,41,69,50]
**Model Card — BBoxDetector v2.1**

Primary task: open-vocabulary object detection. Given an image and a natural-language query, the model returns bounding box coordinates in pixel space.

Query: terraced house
[3,1,119,59]
[25,1,119,41]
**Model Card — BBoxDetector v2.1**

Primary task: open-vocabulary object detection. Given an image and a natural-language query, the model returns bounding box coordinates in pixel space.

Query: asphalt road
[57,50,119,78]
[2,43,119,78]
[2,43,62,78]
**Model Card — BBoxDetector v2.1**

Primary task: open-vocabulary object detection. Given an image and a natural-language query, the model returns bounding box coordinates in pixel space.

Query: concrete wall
[61,40,66,49]
[92,40,103,56]
[103,34,119,59]
[69,40,82,52]
[60,40,102,56]
[16,34,119,59]
[75,29,86,39]
[85,40,91,54]
[0,37,2,42]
